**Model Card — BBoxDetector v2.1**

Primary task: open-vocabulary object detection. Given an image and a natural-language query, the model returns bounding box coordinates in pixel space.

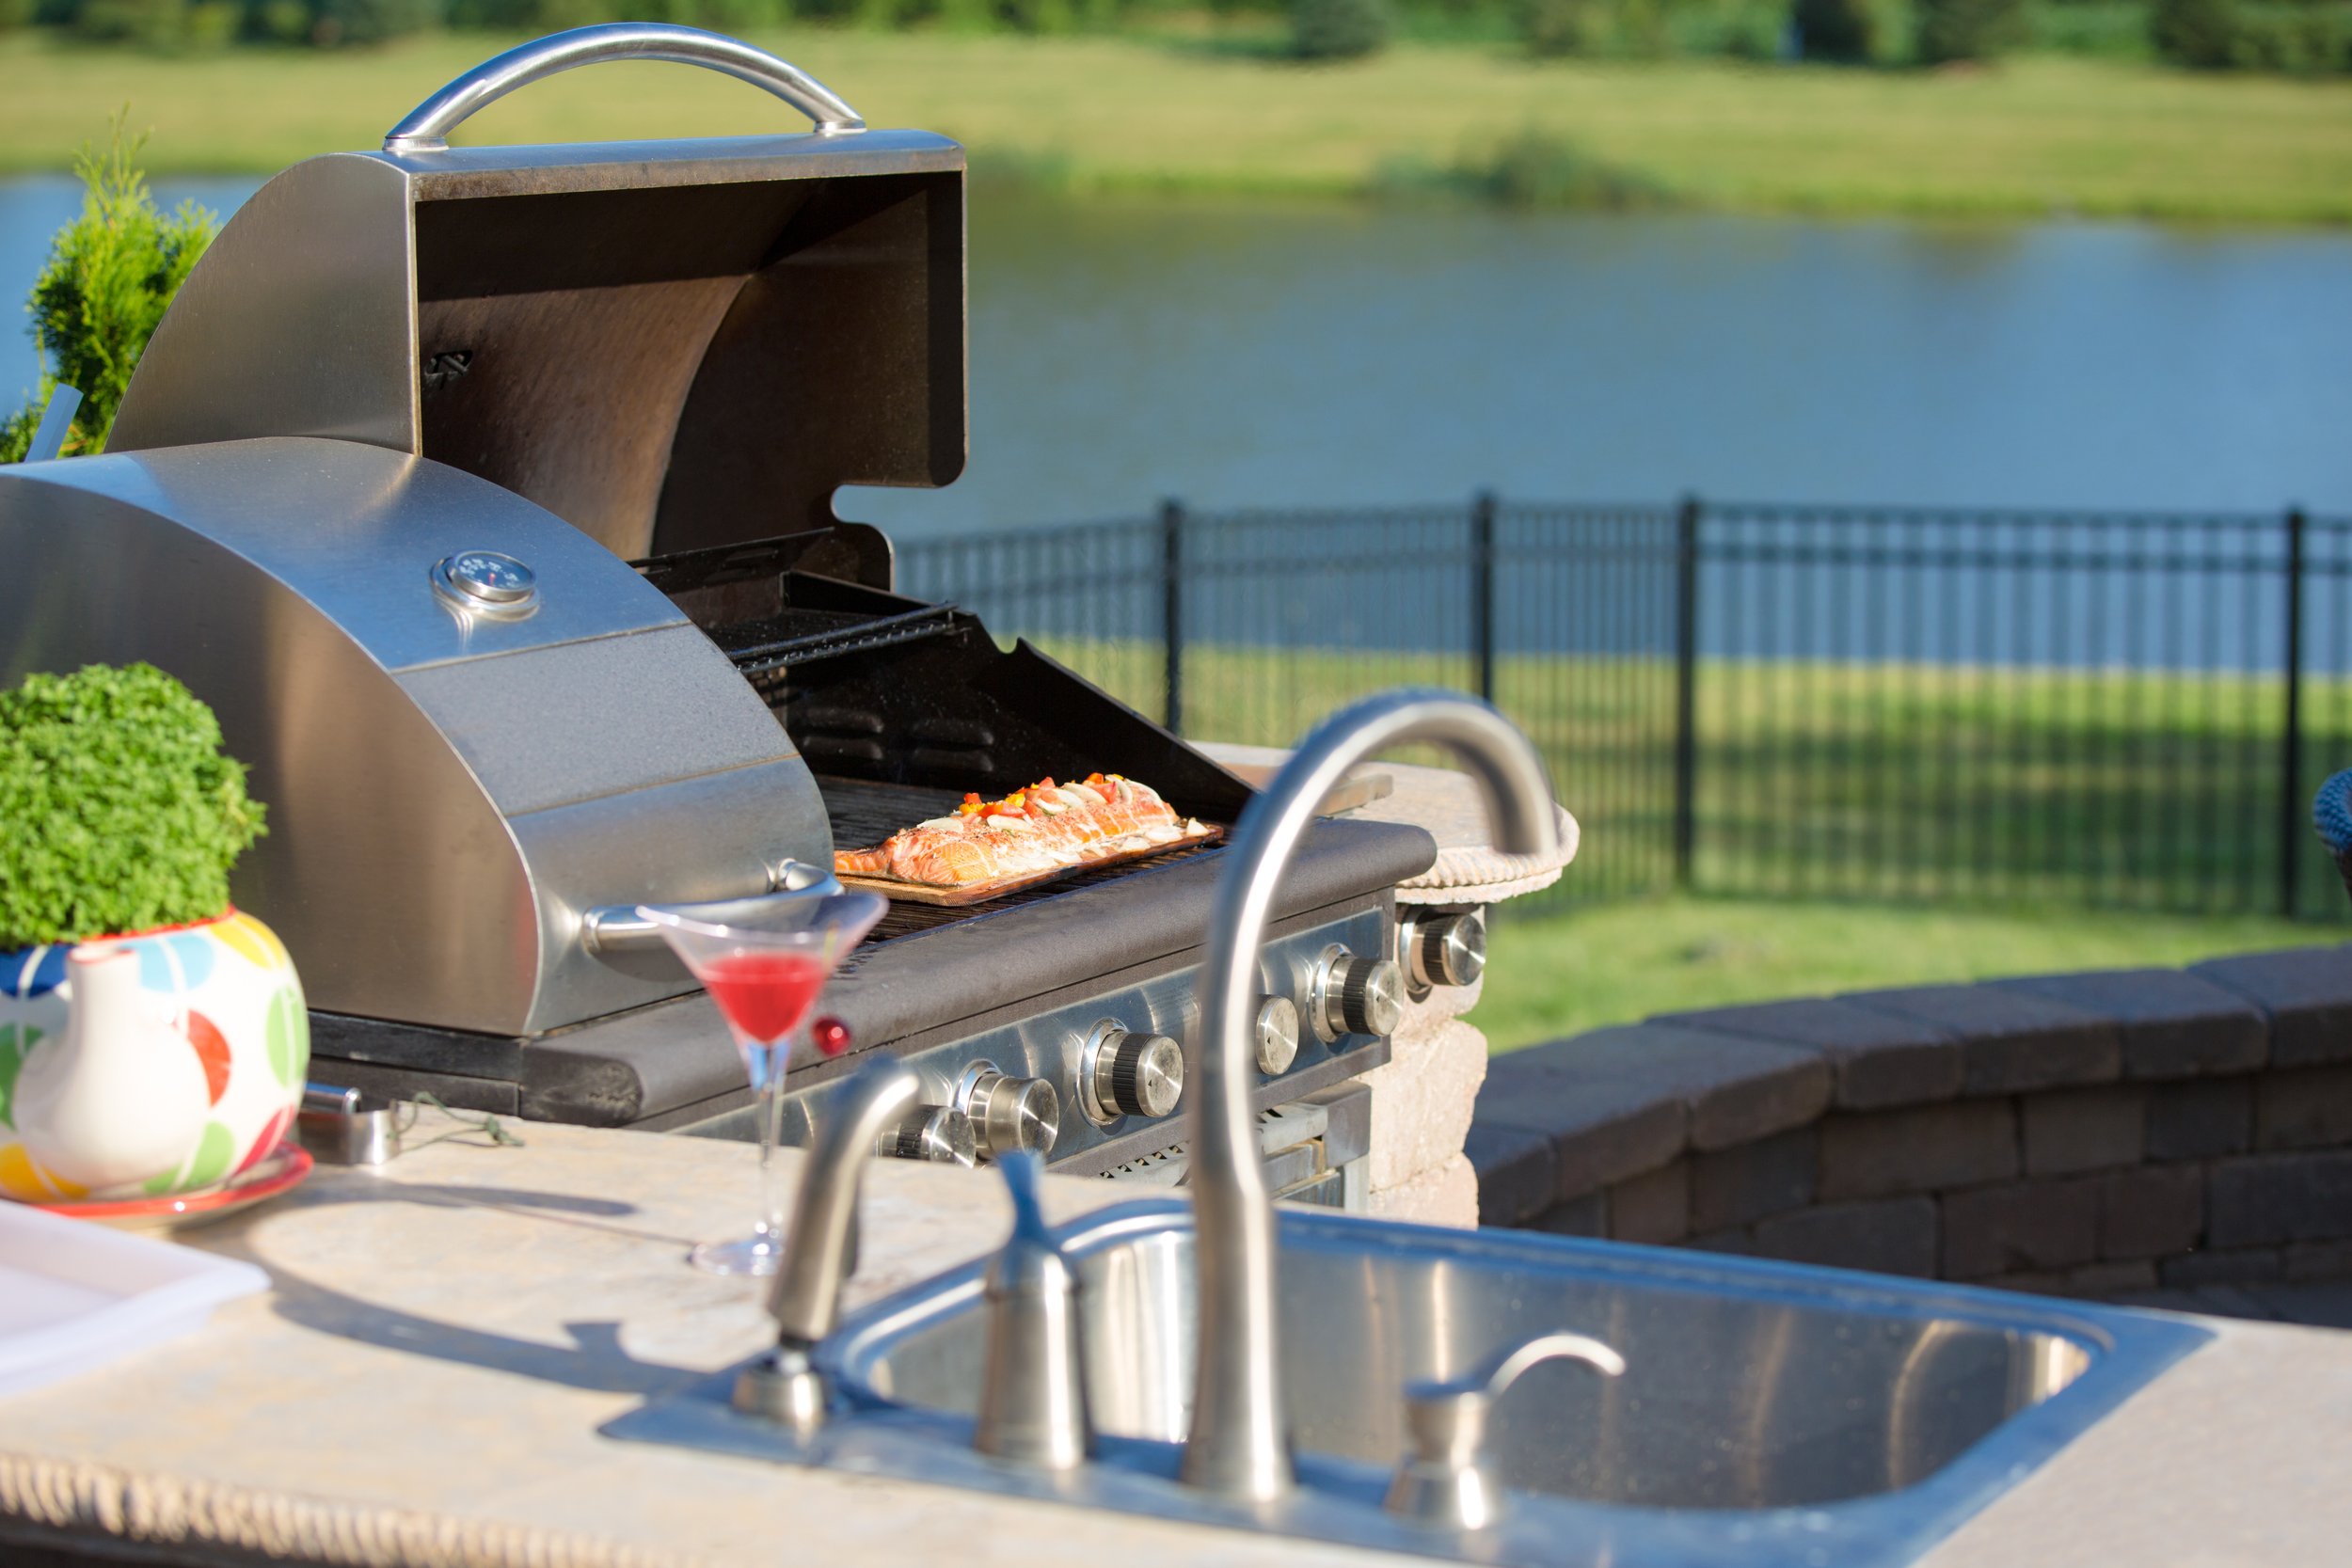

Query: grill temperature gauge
[431,549,538,617]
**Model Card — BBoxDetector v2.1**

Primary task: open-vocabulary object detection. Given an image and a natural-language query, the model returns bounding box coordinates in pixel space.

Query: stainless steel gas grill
[0,26,1443,1197]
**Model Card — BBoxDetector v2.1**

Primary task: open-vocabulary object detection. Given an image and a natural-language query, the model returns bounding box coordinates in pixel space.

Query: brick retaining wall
[1468,945,2352,1296]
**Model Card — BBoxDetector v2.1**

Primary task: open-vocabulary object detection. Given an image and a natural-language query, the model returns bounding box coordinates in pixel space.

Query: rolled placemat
[2314,768,2352,910]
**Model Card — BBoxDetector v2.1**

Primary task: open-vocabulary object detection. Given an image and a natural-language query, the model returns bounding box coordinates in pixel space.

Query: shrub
[998,0,1079,31]
[1793,0,1883,58]
[0,118,216,466]
[0,0,34,29]
[1916,0,2026,59]
[2154,0,2352,71]
[2150,0,2242,63]
[2027,0,2153,58]
[1518,0,1608,53]
[246,0,314,39]
[305,0,437,44]
[0,664,267,951]
[1291,0,1391,57]
[1709,0,1792,57]
[73,0,186,45]
[1614,0,1670,53]
[1464,129,1673,208]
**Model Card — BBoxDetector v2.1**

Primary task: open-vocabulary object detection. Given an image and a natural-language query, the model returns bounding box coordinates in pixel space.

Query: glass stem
[755,1036,792,1248]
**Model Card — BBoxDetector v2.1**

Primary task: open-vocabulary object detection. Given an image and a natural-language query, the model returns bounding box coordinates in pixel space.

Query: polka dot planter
[0,911,308,1202]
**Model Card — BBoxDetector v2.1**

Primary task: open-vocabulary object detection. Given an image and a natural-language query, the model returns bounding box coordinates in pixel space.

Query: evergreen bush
[304,0,438,43]
[0,119,216,466]
[2150,0,2240,62]
[2153,0,2352,71]
[1917,0,2026,58]
[1291,0,1392,57]
[1465,129,1673,208]
[1518,0,1608,54]
[1793,0,1883,58]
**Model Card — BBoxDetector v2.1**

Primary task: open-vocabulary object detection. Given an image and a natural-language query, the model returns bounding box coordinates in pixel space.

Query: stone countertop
[1197,742,1581,904]
[7,1115,2352,1568]
[1,1115,1375,1568]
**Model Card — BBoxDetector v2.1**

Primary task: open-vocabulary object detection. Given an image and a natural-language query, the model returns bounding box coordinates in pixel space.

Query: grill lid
[108,24,967,584]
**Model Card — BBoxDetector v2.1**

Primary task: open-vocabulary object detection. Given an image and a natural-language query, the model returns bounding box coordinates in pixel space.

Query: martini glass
[640,891,887,1275]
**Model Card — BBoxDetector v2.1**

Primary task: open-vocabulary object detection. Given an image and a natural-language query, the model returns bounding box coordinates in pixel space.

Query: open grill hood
[0,46,990,1037]
[107,122,970,581]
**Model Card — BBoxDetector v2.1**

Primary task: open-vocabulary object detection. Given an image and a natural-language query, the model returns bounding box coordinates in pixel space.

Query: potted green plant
[0,663,305,1203]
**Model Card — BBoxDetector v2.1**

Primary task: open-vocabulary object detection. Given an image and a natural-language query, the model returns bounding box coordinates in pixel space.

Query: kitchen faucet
[1181,689,1562,1499]
[733,1056,922,1432]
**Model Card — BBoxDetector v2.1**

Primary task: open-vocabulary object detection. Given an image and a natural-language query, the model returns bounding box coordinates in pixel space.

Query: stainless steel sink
[609,1199,2206,1566]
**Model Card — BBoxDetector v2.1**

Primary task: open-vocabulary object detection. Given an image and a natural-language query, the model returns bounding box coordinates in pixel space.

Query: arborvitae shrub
[0,119,215,465]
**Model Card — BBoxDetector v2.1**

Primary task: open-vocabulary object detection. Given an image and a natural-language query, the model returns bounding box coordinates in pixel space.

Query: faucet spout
[735,1057,921,1431]
[1180,689,1560,1499]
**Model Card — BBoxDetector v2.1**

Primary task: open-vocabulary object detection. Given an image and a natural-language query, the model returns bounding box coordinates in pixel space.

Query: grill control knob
[1310,946,1407,1042]
[877,1106,977,1166]
[1404,911,1488,991]
[1080,1022,1185,1125]
[964,1070,1062,1159]
[1255,995,1301,1076]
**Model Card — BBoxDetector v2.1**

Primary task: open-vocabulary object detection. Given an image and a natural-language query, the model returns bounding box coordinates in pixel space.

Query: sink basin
[610,1199,2205,1566]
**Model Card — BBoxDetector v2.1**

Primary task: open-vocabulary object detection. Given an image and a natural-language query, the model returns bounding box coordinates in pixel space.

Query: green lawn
[1475,893,2326,1050]
[998,632,2352,1048]
[4,32,2352,223]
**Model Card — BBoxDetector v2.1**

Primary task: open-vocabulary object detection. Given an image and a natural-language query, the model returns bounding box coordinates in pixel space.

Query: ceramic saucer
[29,1143,313,1234]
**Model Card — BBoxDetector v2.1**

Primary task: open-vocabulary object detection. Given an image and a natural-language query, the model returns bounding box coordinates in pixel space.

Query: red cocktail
[639,891,886,1275]
[702,951,834,1052]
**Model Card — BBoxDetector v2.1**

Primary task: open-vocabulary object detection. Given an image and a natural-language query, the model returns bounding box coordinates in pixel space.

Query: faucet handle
[1385,1332,1624,1530]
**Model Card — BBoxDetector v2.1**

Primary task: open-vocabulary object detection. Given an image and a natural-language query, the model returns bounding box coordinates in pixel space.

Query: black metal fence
[898,499,2352,923]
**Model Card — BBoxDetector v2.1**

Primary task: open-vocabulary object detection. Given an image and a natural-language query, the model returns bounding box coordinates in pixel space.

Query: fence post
[1161,498,1185,736]
[1471,490,1498,705]
[2280,504,2308,919]
[1673,494,1702,891]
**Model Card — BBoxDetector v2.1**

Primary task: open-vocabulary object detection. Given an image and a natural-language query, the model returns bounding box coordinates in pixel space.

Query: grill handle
[581,860,844,961]
[382,24,866,155]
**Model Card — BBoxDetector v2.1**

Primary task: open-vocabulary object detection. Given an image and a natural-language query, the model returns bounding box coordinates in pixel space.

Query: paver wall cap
[1838,982,2122,1095]
[1991,969,2266,1079]
[2189,947,2352,1069]
[1653,996,1964,1110]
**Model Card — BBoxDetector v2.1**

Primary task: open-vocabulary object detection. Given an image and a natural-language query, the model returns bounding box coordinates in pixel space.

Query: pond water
[5,175,2349,529]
